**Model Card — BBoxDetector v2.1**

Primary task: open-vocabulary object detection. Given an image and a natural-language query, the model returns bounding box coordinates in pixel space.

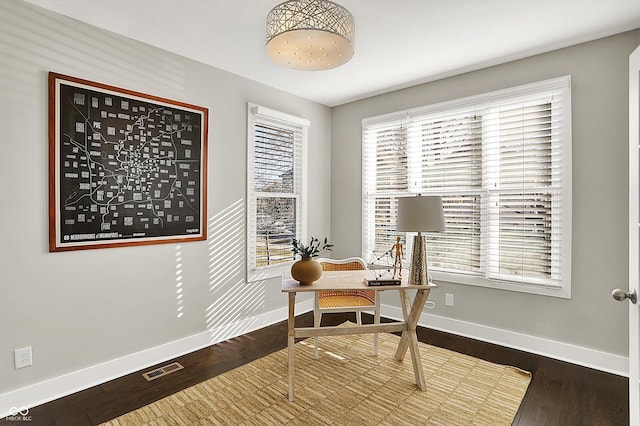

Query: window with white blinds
[362,76,572,297]
[247,104,309,280]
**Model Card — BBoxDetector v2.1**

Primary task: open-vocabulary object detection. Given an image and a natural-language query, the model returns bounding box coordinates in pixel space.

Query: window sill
[430,271,571,299]
[247,262,293,283]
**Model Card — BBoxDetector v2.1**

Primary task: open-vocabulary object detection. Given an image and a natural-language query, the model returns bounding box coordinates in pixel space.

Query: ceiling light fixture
[265,0,355,71]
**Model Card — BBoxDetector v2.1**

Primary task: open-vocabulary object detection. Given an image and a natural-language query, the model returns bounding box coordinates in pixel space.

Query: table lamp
[397,195,445,285]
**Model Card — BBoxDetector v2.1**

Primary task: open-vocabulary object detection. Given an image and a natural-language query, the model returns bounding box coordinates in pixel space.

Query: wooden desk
[282,270,437,402]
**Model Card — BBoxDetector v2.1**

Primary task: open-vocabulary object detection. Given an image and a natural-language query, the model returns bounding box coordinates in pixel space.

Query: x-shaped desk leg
[395,288,430,391]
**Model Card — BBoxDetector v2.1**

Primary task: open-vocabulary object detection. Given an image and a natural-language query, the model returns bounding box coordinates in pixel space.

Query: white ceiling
[24,0,640,106]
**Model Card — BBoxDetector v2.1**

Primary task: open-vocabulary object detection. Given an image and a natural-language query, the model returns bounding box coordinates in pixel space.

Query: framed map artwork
[48,72,208,251]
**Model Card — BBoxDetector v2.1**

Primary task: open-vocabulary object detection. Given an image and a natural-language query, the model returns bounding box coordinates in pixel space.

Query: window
[362,77,572,297]
[247,104,309,280]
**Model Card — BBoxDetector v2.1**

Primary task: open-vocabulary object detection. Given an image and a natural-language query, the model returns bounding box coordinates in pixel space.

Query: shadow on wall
[0,1,189,101]
[205,199,266,344]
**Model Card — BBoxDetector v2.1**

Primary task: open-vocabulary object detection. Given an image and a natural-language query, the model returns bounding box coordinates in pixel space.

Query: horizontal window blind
[362,76,571,294]
[248,105,308,276]
[254,123,295,193]
[416,111,483,274]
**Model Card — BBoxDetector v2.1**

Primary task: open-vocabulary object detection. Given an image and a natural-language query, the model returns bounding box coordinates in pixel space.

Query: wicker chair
[313,257,380,358]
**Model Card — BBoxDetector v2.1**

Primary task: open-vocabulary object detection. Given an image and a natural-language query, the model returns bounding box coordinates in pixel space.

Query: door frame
[628,44,639,425]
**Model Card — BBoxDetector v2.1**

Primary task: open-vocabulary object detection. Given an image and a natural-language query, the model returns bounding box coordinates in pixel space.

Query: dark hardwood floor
[3,312,628,425]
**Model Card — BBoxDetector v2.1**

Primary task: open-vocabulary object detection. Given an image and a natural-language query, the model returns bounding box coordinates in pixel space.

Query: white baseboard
[1,298,626,417]
[0,300,314,418]
[381,304,629,377]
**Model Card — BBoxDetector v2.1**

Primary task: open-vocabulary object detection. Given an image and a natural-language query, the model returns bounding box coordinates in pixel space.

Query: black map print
[57,83,204,244]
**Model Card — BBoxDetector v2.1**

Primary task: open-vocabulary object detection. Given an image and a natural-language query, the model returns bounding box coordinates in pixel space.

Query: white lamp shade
[397,196,445,232]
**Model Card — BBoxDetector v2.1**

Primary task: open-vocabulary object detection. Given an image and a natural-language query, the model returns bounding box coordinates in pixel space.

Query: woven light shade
[266,0,355,71]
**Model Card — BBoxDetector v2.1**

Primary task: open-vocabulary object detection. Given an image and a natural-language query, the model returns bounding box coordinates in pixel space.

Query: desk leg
[395,288,430,361]
[396,288,429,391]
[288,292,296,402]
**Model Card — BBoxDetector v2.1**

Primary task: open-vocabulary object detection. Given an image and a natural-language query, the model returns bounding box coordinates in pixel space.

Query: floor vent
[142,362,184,381]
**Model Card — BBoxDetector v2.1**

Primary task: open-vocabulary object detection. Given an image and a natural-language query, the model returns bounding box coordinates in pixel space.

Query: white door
[622,44,640,425]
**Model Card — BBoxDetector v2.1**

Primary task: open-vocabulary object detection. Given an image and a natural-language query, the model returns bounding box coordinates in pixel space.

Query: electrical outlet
[445,293,454,307]
[14,347,32,369]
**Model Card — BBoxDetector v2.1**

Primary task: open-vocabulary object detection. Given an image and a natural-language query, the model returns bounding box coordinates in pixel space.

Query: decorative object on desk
[368,250,397,279]
[265,0,355,71]
[364,255,401,286]
[391,236,405,278]
[290,257,323,285]
[290,236,333,285]
[291,236,333,258]
[364,274,401,286]
[397,195,445,285]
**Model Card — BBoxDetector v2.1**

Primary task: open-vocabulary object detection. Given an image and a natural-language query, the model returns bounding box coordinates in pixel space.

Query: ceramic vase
[291,257,322,285]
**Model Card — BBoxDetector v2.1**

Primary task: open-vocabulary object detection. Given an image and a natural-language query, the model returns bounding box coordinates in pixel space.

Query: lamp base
[408,234,429,286]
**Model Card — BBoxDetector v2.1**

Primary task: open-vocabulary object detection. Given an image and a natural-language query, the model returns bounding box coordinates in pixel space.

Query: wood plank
[287,292,296,402]
[398,289,426,390]
[395,288,430,360]
[395,289,412,362]
[8,312,629,426]
[294,322,406,338]
[282,270,438,292]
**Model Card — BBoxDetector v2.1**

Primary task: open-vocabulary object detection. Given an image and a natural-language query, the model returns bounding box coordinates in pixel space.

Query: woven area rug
[103,323,531,425]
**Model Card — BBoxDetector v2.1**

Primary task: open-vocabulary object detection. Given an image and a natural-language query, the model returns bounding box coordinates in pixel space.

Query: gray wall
[1,0,638,405]
[331,29,639,357]
[0,1,330,394]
